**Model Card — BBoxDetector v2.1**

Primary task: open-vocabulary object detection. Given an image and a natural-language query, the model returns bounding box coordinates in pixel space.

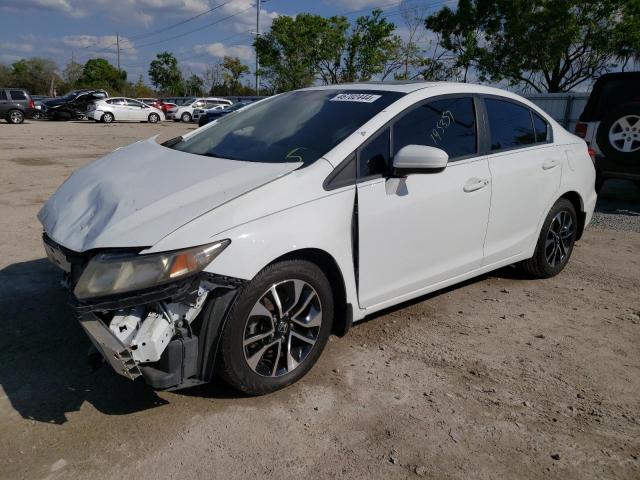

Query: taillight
[587,147,596,163]
[575,122,588,138]
[28,99,35,108]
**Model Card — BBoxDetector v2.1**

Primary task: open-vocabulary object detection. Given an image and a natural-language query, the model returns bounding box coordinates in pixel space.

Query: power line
[128,0,238,41]
[116,4,256,52]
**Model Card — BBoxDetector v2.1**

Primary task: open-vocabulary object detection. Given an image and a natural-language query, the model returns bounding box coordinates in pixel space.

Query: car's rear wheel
[217,260,334,395]
[7,109,24,124]
[520,198,577,278]
[181,112,192,122]
[148,112,160,123]
[101,112,114,123]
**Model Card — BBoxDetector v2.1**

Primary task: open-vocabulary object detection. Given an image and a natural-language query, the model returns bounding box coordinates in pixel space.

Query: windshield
[172,89,403,164]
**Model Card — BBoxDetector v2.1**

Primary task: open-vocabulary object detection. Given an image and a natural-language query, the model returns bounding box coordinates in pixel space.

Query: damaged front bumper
[43,234,244,390]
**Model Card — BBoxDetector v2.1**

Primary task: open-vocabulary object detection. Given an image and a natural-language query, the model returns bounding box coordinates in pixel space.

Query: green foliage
[426,0,640,92]
[78,58,127,91]
[6,58,61,95]
[133,75,156,98]
[183,74,204,96]
[148,51,182,94]
[255,10,397,92]
[221,56,250,94]
[342,9,397,82]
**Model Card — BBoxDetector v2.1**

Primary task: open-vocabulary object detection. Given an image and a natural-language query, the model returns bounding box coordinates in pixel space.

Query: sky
[0,0,454,85]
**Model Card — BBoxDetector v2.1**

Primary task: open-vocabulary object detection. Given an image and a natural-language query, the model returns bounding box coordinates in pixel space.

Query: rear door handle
[542,159,560,170]
[463,178,490,193]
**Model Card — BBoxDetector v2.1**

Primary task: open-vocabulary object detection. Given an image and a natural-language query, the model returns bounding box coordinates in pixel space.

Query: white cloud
[324,0,391,10]
[193,42,254,62]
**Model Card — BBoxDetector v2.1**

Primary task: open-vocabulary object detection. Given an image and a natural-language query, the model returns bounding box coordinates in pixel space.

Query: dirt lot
[0,120,639,480]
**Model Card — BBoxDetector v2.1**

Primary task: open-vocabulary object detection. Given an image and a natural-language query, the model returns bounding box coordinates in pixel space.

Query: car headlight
[74,240,230,300]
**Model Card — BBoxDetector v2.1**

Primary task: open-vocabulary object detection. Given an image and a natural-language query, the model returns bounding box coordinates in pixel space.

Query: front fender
[202,189,358,306]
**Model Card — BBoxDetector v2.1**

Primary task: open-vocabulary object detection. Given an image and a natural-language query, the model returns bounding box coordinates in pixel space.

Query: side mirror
[393,145,448,173]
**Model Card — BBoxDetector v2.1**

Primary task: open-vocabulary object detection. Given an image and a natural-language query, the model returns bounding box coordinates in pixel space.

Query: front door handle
[542,159,560,170]
[463,178,490,193]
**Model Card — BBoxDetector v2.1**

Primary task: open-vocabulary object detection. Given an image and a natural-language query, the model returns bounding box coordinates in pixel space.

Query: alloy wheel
[608,115,640,153]
[545,210,574,267]
[9,111,23,124]
[243,279,322,377]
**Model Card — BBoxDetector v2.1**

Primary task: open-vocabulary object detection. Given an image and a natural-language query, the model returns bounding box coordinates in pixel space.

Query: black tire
[596,103,640,164]
[520,198,578,278]
[595,174,605,193]
[148,113,160,123]
[101,112,114,123]
[181,112,192,123]
[217,260,334,395]
[634,180,640,191]
[7,109,24,124]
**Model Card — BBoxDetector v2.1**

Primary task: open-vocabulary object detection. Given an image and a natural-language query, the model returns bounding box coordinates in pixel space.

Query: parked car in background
[160,102,176,115]
[0,88,36,124]
[168,97,233,122]
[42,89,108,120]
[198,100,253,127]
[87,97,164,123]
[39,82,596,394]
[193,104,226,123]
[31,95,50,119]
[574,72,640,191]
[137,98,168,112]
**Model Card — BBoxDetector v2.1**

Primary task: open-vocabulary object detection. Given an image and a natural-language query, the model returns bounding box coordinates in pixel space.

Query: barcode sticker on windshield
[330,93,381,103]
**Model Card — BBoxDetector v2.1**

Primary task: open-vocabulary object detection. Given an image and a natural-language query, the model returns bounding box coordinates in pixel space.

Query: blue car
[198,101,253,127]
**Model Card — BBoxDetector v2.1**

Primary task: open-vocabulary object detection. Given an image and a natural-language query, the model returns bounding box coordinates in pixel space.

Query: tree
[255,10,397,92]
[79,58,127,91]
[10,58,61,95]
[426,0,640,92]
[0,64,12,87]
[221,56,249,94]
[133,75,156,97]
[148,51,182,94]
[62,59,84,89]
[183,73,204,96]
[342,9,397,83]
[255,14,325,92]
[203,63,225,95]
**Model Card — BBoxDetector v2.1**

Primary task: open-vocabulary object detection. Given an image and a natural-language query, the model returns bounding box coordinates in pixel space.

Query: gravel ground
[590,180,640,233]
[0,120,638,480]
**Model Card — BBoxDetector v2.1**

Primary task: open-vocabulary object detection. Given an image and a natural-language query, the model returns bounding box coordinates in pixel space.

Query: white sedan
[87,97,164,123]
[168,97,232,122]
[39,82,596,395]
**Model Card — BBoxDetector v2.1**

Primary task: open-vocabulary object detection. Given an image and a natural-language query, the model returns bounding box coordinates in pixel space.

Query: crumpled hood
[38,137,300,252]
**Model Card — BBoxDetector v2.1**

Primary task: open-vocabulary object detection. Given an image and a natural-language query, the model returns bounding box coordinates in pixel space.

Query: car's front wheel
[181,112,192,122]
[148,112,160,123]
[520,198,577,278]
[101,112,114,123]
[217,260,334,395]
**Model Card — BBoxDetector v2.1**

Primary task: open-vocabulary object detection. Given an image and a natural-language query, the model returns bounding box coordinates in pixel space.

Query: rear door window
[393,96,477,160]
[9,90,27,101]
[485,99,536,151]
[0,91,7,100]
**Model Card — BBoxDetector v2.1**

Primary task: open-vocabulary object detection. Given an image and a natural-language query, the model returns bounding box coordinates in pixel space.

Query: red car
[137,98,171,114]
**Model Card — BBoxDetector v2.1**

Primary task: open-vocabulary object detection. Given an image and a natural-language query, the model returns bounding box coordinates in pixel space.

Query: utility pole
[116,32,121,71]
[255,0,260,95]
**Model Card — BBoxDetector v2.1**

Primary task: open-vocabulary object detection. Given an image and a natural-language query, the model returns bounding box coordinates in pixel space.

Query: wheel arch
[266,248,352,338]
[559,190,586,240]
